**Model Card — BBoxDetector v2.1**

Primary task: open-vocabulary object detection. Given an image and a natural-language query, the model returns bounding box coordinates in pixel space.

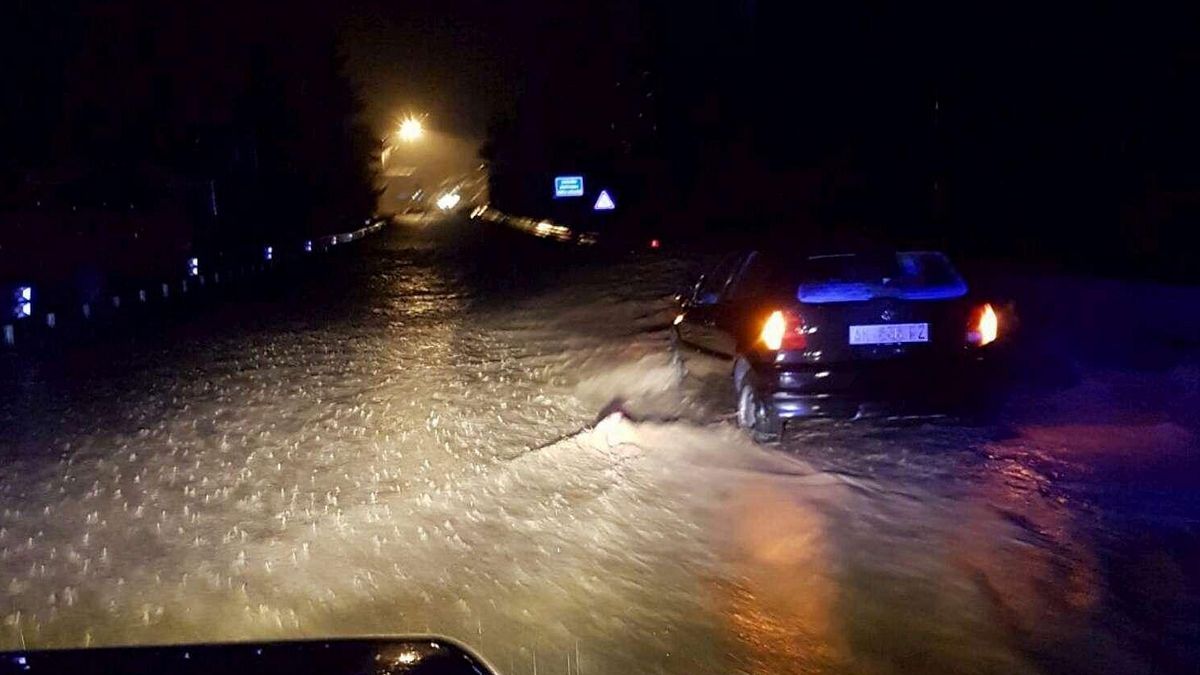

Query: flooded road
[1,220,1197,673]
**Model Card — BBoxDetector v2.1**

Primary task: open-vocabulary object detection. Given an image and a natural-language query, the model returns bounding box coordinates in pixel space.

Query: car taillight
[761,310,807,351]
[967,303,999,346]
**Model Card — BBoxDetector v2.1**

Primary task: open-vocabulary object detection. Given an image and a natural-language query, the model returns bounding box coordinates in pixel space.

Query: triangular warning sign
[593,190,616,211]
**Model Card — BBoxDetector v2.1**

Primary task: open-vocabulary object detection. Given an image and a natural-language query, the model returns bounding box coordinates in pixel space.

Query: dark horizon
[475,2,1200,278]
[4,1,1200,279]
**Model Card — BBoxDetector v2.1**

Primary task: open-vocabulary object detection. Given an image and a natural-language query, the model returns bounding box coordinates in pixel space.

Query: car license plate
[849,323,929,345]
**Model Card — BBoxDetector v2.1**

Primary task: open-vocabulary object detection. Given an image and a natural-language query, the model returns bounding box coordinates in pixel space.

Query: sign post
[593,189,616,211]
[553,176,585,198]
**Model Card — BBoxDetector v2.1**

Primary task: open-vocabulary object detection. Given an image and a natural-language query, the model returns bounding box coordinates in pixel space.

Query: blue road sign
[554,176,584,198]
[593,189,616,211]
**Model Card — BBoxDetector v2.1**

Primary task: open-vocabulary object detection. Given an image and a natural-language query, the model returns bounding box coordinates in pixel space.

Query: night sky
[341,0,535,141]
[4,1,1200,276]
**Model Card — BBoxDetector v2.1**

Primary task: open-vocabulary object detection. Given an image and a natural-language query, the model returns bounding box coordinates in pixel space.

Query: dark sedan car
[673,249,1002,439]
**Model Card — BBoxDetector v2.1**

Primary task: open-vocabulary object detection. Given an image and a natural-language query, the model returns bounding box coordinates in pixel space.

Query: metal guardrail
[469,205,598,246]
[2,219,390,348]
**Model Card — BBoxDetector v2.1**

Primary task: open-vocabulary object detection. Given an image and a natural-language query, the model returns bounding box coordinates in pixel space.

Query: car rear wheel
[737,382,782,442]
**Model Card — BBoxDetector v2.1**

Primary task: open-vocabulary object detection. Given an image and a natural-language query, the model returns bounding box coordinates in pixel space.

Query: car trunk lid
[787,252,969,363]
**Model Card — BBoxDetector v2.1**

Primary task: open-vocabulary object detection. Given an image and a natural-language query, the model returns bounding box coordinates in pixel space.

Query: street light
[398,117,424,142]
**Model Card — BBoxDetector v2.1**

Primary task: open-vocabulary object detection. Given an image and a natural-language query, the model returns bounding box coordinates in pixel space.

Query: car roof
[750,247,934,267]
[752,226,951,259]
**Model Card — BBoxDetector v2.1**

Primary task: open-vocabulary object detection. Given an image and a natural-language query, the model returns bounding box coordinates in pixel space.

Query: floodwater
[1,220,1197,674]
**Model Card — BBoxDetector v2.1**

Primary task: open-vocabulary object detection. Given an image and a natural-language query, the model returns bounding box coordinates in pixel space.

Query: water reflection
[719,480,844,673]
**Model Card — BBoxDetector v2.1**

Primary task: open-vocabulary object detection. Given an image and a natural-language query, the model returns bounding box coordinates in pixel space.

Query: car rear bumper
[746,353,998,419]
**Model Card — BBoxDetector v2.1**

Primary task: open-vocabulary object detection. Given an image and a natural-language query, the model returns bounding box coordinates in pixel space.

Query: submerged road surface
[1,219,1197,674]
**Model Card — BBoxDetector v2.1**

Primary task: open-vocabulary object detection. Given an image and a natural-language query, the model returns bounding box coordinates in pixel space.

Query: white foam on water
[1,237,1196,673]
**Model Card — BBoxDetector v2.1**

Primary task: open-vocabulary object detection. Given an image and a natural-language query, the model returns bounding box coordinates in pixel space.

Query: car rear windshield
[792,252,968,302]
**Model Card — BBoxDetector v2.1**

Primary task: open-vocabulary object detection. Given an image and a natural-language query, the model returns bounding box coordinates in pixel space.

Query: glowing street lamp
[398,117,424,142]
